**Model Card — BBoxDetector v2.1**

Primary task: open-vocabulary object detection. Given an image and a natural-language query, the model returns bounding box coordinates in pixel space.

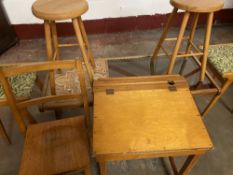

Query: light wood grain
[93,76,213,175]
[170,0,224,13]
[19,117,90,175]
[93,86,212,156]
[32,0,88,20]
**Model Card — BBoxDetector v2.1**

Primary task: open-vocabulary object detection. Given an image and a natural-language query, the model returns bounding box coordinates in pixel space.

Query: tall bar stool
[32,0,95,92]
[150,0,224,83]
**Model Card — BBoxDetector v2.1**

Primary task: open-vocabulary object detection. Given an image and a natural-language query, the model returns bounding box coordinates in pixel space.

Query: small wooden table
[93,75,213,175]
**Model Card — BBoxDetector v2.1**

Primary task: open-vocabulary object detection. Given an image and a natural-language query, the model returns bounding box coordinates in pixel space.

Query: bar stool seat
[170,0,224,13]
[32,0,88,20]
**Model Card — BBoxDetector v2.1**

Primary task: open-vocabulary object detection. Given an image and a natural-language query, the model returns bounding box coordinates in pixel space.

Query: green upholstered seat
[0,73,36,98]
[208,45,233,76]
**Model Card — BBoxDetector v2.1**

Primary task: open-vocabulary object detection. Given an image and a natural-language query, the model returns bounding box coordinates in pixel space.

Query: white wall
[3,0,233,24]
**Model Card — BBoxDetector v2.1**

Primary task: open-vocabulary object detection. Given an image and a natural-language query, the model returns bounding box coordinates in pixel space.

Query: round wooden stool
[150,0,224,82]
[32,0,94,81]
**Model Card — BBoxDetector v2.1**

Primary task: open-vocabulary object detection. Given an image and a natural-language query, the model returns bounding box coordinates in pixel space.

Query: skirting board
[13,8,233,40]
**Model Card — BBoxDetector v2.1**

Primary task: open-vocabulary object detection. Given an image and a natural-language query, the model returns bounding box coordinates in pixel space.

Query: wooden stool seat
[32,0,88,20]
[170,0,224,13]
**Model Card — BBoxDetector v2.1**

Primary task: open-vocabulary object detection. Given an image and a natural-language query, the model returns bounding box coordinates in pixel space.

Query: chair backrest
[0,60,90,136]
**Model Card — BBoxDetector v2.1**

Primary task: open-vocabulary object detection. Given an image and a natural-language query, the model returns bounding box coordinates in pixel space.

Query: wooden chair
[0,60,92,175]
[150,0,224,83]
[201,44,233,117]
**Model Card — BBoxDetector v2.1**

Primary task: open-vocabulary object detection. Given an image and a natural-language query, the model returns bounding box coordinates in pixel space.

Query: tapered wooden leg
[0,119,11,144]
[78,17,95,68]
[200,12,214,82]
[150,7,178,74]
[99,161,107,175]
[178,155,201,175]
[167,12,190,75]
[84,165,92,175]
[44,20,56,95]
[169,157,178,175]
[44,20,53,61]
[72,18,94,82]
[202,79,233,117]
[51,21,60,61]
[180,13,200,75]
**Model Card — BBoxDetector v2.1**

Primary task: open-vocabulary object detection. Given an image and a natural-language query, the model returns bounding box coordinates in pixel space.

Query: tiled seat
[54,59,109,101]
[208,45,233,75]
[0,73,36,98]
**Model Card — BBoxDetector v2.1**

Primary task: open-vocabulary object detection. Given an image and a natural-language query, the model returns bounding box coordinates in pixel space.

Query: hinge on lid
[106,88,114,95]
[168,80,177,91]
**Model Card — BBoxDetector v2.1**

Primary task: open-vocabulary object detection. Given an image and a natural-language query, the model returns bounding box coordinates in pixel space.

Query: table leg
[99,161,107,175]
[178,155,201,175]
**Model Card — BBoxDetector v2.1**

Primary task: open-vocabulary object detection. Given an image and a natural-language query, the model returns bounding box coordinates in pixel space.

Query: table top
[93,75,213,159]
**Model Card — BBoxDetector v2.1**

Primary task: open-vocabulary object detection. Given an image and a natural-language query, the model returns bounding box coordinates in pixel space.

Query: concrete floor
[0,24,233,175]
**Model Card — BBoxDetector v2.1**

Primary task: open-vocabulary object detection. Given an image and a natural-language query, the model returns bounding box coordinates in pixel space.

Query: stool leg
[200,12,214,82]
[44,20,56,95]
[150,7,178,74]
[179,13,199,75]
[167,12,190,75]
[51,21,60,61]
[202,79,233,117]
[72,18,94,82]
[78,17,95,68]
[0,119,11,144]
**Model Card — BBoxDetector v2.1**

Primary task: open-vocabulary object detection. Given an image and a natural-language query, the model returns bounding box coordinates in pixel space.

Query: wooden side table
[93,75,213,175]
